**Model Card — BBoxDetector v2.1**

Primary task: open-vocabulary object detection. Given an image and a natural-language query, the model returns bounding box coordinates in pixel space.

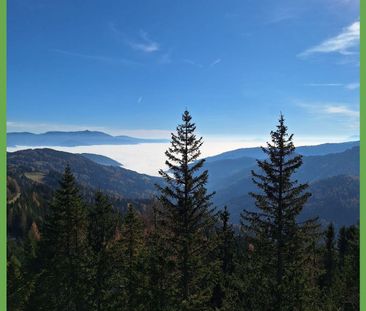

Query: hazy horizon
[7,133,358,176]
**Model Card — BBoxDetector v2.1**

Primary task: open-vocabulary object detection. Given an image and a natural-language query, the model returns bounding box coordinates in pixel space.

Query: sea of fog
[7,136,348,176]
[7,140,253,176]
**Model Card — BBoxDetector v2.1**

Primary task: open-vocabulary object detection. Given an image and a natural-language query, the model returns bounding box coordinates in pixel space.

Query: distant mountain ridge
[7,130,169,147]
[205,140,360,162]
[205,144,359,226]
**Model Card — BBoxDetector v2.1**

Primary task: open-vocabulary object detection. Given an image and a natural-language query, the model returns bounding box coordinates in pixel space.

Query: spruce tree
[35,166,91,310]
[113,203,145,311]
[337,226,347,270]
[21,223,41,311]
[218,207,235,277]
[320,223,343,309]
[88,192,117,311]
[211,206,236,310]
[322,223,336,288]
[337,225,359,310]
[156,110,217,310]
[241,114,319,310]
[145,203,175,311]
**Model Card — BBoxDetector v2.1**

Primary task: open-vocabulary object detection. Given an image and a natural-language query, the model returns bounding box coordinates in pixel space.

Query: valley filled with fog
[7,140,250,176]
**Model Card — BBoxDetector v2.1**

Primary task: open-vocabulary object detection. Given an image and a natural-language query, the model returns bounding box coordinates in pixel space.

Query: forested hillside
[7,143,360,233]
[7,112,359,310]
[7,149,160,240]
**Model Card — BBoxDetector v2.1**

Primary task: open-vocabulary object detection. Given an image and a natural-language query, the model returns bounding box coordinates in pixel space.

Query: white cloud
[323,105,359,118]
[109,23,160,54]
[127,30,160,53]
[345,82,360,90]
[304,82,360,91]
[297,102,359,118]
[299,20,359,57]
[296,101,359,131]
[209,58,222,67]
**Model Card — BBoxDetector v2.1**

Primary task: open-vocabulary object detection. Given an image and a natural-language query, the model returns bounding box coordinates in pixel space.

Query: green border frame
[0,1,363,311]
[361,0,365,309]
[0,0,6,309]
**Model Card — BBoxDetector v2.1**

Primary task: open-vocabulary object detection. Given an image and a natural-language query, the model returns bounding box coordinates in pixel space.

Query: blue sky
[8,0,359,142]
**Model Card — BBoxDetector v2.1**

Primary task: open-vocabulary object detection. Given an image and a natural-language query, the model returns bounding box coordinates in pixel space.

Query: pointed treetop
[220,206,230,223]
[64,163,72,175]
[59,163,78,188]
[279,112,284,121]
[61,163,77,184]
[182,110,192,122]
[274,112,286,133]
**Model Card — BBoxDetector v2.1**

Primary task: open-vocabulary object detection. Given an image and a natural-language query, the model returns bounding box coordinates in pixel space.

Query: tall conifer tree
[241,114,319,310]
[322,223,336,288]
[35,166,91,310]
[157,110,217,310]
[113,203,145,311]
[88,192,117,311]
[337,226,348,270]
[337,225,360,310]
[145,203,174,310]
[211,206,236,310]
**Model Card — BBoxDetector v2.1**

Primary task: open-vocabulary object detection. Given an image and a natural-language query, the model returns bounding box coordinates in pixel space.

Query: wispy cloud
[109,23,160,53]
[345,82,360,90]
[182,59,203,68]
[127,30,160,53]
[304,83,343,87]
[137,96,143,104]
[158,50,172,64]
[299,20,359,57]
[304,82,359,91]
[265,7,300,25]
[297,101,359,118]
[108,21,120,37]
[181,58,221,68]
[323,105,359,118]
[326,0,360,10]
[51,49,139,66]
[209,58,222,67]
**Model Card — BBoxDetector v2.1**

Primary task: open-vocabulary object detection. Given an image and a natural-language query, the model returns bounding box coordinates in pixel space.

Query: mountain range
[7,130,169,147]
[205,142,359,226]
[7,140,360,238]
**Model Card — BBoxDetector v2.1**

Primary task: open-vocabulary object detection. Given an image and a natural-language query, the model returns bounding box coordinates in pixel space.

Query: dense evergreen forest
[8,111,359,310]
